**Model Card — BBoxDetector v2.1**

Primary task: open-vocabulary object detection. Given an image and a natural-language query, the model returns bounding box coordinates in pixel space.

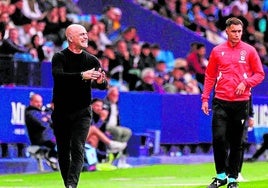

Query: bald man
[51,24,108,188]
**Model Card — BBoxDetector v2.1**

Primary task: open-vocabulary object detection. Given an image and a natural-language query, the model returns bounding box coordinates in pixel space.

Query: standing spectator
[103,86,132,168]
[51,24,108,188]
[201,17,264,188]
[25,93,58,171]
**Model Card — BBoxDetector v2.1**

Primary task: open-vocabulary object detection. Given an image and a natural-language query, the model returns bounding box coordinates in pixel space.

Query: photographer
[25,93,58,171]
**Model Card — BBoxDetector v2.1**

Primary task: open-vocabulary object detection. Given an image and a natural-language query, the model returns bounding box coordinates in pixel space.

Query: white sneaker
[108,141,127,153]
[117,162,132,169]
[237,173,247,182]
[117,156,132,169]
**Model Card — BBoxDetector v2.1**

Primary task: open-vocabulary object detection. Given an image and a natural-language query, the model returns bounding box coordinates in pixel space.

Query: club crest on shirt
[239,50,246,63]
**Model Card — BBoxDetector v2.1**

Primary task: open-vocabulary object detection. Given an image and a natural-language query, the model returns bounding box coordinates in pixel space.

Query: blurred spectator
[28,34,45,62]
[103,86,132,168]
[21,0,47,21]
[154,60,170,84]
[18,21,36,46]
[229,0,248,16]
[87,23,102,52]
[1,27,37,59]
[135,67,161,92]
[217,4,248,32]
[188,14,207,38]
[242,23,259,46]
[256,43,268,66]
[36,0,56,12]
[57,2,72,29]
[0,12,16,39]
[58,0,82,15]
[112,7,122,33]
[34,19,46,45]
[150,43,175,71]
[99,5,116,35]
[188,3,207,23]
[140,42,157,68]
[25,93,58,171]
[122,42,142,90]
[165,66,200,94]
[42,6,65,46]
[158,0,178,20]
[96,21,112,51]
[186,43,207,85]
[114,26,139,51]
[85,40,102,58]
[9,0,32,26]
[98,55,110,74]
[206,18,226,45]
[176,2,191,27]
[86,98,126,153]
[114,39,130,81]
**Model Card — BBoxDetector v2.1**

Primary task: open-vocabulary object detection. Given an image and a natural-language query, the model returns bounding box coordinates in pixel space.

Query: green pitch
[1,162,268,188]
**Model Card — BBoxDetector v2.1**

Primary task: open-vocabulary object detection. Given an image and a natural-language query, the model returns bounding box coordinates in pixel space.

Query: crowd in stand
[136,0,268,65]
[0,0,268,93]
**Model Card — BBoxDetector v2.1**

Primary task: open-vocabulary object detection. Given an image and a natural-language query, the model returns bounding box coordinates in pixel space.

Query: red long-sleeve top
[202,41,265,102]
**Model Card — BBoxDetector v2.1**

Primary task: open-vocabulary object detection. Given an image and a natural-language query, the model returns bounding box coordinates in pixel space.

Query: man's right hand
[201,101,210,115]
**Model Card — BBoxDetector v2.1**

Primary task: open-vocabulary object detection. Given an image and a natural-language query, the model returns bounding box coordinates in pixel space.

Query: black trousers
[52,107,91,188]
[212,98,248,179]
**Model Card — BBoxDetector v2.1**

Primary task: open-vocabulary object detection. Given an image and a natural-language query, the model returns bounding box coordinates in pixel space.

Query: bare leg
[86,126,110,146]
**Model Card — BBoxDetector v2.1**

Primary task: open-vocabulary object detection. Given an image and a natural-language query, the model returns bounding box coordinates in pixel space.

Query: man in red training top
[201,17,265,188]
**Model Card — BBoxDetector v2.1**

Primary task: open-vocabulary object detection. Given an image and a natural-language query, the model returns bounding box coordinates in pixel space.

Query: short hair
[91,98,103,104]
[225,17,243,28]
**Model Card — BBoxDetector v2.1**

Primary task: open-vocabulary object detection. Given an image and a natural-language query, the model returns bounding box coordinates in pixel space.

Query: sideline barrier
[0,87,268,145]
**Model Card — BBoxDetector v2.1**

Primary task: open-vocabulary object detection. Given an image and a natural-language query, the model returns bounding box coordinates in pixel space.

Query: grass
[1,162,268,187]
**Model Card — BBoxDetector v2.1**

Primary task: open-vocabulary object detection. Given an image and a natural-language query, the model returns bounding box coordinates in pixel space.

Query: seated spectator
[42,6,65,46]
[154,60,170,84]
[0,11,16,39]
[86,98,126,153]
[135,67,165,93]
[9,0,32,26]
[28,34,45,62]
[165,66,200,94]
[150,43,175,71]
[25,93,58,171]
[103,86,132,168]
